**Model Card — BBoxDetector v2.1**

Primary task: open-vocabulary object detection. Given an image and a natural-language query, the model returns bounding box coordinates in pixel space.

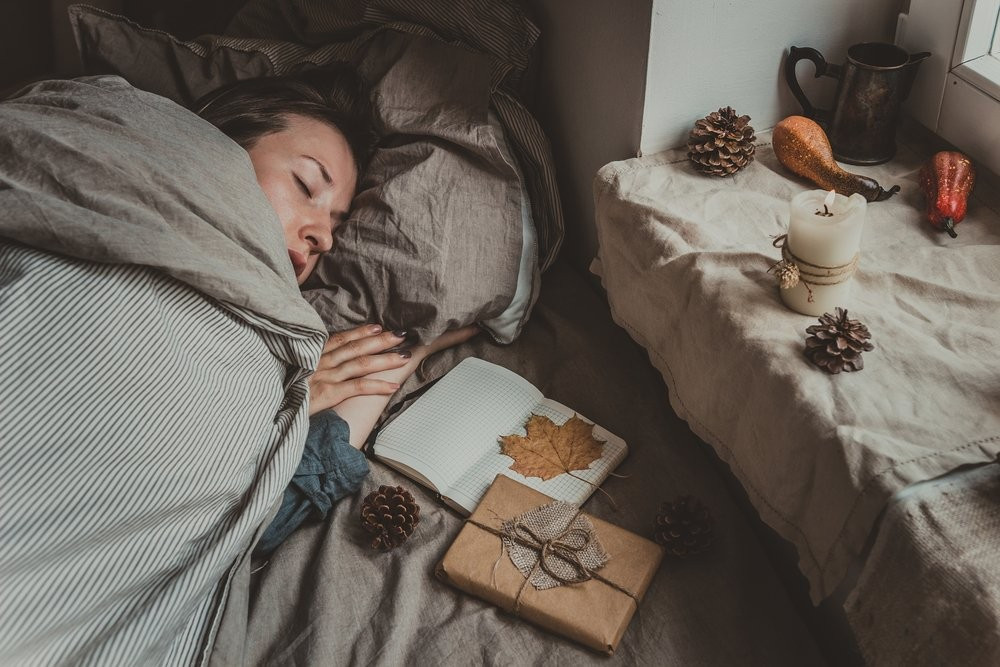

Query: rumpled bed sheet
[210,261,825,665]
[846,462,1000,666]
[591,125,1000,604]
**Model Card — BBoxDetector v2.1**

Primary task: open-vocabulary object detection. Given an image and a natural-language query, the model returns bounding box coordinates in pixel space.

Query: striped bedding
[1,2,564,662]
[0,77,325,664]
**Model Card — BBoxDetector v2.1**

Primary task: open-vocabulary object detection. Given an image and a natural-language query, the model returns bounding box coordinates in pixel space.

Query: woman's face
[247,114,358,285]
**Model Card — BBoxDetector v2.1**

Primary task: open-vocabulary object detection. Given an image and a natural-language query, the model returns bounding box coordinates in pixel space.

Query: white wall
[528,0,652,273]
[640,0,901,156]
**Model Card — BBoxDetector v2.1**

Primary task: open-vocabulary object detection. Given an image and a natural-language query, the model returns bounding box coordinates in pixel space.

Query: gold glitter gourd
[772,116,900,202]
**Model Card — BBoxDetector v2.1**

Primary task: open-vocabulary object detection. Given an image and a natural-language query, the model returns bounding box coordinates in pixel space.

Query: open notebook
[371,357,628,514]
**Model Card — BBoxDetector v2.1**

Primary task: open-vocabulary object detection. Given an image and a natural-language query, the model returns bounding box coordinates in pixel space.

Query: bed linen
[71,5,542,344]
[845,463,1000,665]
[0,76,325,664]
[591,125,1000,659]
[210,260,826,666]
[224,0,565,270]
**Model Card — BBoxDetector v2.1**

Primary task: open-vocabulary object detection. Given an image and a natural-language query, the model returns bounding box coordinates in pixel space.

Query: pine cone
[360,485,420,550]
[804,307,874,374]
[687,107,757,176]
[654,496,714,557]
[773,260,800,289]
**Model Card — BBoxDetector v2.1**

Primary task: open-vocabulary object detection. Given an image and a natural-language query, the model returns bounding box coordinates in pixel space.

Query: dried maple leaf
[499,414,605,481]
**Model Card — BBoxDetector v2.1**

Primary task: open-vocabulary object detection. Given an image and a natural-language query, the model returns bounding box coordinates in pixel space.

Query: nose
[301,218,333,253]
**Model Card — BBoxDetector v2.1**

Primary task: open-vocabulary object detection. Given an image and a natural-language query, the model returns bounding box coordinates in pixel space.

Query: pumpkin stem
[943,218,958,238]
[873,184,901,202]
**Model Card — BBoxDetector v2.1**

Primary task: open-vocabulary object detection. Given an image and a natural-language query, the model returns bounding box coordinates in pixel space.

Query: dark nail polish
[398,350,412,359]
[392,330,407,338]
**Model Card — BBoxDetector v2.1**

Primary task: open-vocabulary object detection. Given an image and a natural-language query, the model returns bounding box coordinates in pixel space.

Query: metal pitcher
[784,42,930,165]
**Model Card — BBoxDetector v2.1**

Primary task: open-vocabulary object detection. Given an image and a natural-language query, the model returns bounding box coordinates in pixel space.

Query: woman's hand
[382,325,482,381]
[314,324,481,447]
[308,325,412,416]
[307,324,481,417]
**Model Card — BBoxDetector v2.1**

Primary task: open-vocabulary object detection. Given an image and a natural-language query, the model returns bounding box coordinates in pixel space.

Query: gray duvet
[0,75,322,333]
[0,76,325,664]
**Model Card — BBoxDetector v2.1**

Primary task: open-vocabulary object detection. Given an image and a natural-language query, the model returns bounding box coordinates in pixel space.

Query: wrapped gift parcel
[435,475,663,654]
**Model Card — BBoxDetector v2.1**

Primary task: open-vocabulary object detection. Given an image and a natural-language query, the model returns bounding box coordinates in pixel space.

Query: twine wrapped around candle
[769,234,859,303]
[466,501,639,615]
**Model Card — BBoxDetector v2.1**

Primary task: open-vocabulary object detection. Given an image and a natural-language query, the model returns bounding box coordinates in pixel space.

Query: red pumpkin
[918,151,976,238]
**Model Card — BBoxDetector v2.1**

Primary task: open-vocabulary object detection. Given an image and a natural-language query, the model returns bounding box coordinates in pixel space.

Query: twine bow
[505,518,595,586]
[467,502,639,615]
[768,234,859,303]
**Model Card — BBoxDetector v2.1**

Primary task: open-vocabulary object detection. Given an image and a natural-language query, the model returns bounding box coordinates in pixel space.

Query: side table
[592,121,1000,665]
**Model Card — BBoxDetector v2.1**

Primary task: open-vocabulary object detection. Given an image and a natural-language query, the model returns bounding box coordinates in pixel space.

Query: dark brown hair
[194,63,377,172]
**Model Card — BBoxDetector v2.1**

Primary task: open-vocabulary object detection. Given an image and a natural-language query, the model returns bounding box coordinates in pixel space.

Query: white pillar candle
[779,190,867,316]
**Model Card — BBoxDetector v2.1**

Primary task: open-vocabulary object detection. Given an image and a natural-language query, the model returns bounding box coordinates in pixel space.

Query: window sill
[937,70,1000,177]
[954,53,1000,102]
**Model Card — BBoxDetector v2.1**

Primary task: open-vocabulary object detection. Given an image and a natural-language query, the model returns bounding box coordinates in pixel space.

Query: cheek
[299,253,321,285]
[257,175,299,241]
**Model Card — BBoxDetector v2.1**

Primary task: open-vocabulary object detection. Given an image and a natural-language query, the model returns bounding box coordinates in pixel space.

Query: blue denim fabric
[254,410,369,558]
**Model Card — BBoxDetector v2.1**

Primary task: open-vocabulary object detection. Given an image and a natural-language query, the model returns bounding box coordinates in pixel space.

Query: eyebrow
[303,155,332,185]
[302,155,350,222]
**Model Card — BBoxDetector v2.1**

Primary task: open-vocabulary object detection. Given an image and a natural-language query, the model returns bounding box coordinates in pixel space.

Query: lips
[287,249,308,278]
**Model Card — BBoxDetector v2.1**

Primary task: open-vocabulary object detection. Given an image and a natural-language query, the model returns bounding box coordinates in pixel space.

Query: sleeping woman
[0,65,472,663]
[194,67,478,556]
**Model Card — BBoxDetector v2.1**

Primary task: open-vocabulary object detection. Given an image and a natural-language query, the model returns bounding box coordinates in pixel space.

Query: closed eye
[294,175,312,198]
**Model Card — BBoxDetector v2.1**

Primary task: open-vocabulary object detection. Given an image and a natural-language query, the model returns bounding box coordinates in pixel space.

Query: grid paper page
[447,397,628,513]
[373,358,542,495]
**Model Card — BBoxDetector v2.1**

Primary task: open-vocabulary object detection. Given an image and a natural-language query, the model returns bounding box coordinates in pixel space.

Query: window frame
[898,0,1000,175]
[953,0,1000,99]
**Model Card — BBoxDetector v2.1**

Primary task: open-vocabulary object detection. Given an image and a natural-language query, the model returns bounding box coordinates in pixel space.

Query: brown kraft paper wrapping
[435,475,663,655]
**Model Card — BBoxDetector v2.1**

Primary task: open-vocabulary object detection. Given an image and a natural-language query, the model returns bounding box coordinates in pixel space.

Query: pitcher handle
[784,46,841,124]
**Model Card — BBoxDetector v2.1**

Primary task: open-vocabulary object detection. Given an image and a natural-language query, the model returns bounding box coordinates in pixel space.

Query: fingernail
[398,350,412,359]
[369,324,383,334]
[392,330,407,338]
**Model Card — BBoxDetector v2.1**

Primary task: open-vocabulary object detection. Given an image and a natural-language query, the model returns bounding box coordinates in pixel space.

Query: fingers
[320,323,479,373]
[308,323,480,415]
[309,376,401,415]
[323,323,385,353]
[321,348,412,380]
[320,327,409,370]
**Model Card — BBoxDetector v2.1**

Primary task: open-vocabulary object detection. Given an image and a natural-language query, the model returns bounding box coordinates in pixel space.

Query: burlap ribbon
[466,501,639,614]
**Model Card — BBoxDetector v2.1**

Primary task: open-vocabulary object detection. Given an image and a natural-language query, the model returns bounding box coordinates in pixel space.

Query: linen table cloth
[592,127,1000,602]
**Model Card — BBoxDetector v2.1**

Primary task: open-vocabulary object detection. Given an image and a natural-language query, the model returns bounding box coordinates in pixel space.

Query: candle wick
[814,205,834,217]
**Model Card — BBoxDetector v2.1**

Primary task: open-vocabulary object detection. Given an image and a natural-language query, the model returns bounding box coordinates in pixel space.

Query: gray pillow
[226,0,540,93]
[69,5,538,342]
[223,0,565,272]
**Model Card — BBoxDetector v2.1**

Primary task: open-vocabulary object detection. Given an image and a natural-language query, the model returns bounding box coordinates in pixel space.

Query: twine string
[465,516,640,615]
[769,234,859,303]
[511,520,594,584]
[561,470,620,510]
